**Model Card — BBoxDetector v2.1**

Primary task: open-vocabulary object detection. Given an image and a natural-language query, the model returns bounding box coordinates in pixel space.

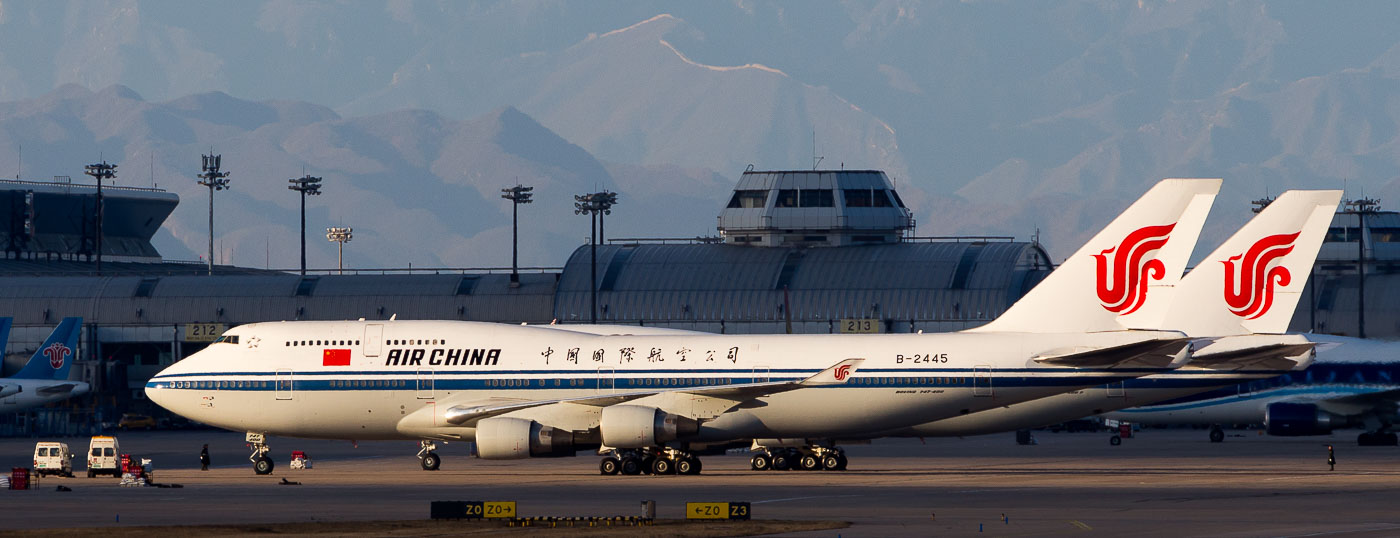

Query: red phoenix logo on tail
[1222,232,1300,319]
[42,343,71,369]
[833,364,853,381]
[1094,223,1176,315]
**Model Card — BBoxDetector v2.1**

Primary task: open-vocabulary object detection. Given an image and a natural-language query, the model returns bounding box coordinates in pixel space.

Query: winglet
[13,317,82,380]
[801,358,865,386]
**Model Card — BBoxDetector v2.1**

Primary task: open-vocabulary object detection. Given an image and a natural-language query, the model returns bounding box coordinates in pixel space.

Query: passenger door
[417,368,434,399]
[972,366,994,397]
[363,324,383,358]
[275,369,294,400]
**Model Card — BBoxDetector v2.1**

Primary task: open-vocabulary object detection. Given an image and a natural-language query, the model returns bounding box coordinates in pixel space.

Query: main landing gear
[417,440,442,471]
[1357,431,1398,446]
[247,432,274,475]
[1209,425,1225,443]
[598,448,702,476]
[750,446,847,472]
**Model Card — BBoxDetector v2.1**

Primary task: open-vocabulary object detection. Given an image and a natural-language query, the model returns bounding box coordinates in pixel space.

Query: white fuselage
[146,320,1184,443]
[0,378,90,413]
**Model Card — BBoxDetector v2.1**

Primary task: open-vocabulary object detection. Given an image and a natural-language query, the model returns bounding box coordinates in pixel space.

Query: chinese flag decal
[323,348,351,366]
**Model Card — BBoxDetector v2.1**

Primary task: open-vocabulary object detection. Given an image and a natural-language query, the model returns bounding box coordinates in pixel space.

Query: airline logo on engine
[1222,231,1300,319]
[43,343,71,370]
[1094,223,1175,315]
[384,348,502,366]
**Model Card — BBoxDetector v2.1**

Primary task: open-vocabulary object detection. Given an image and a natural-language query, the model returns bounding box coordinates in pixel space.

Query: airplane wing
[1031,338,1192,369]
[1188,343,1316,371]
[1306,388,1400,417]
[442,358,865,427]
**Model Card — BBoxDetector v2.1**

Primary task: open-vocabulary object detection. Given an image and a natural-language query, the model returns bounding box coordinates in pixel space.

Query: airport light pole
[195,155,229,275]
[325,227,353,275]
[574,191,618,323]
[501,184,534,286]
[83,161,117,275]
[288,174,323,275]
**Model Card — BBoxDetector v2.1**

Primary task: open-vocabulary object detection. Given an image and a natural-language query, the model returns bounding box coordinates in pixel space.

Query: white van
[33,442,74,477]
[87,436,121,478]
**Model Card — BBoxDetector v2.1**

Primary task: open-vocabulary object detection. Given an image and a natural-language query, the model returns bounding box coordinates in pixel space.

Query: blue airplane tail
[12,317,82,380]
[0,317,11,356]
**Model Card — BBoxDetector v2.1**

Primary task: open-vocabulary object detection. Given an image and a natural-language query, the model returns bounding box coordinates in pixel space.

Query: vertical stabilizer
[973,179,1220,333]
[1162,190,1342,336]
[0,317,11,358]
[12,317,83,380]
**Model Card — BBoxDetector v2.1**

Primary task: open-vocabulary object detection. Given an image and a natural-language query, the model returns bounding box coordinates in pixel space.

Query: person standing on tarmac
[1327,444,1336,471]
[201,444,211,471]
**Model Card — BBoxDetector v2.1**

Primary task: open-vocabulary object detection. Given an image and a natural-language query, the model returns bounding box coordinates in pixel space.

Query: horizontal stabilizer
[1032,337,1192,369]
[1189,334,1316,371]
[34,383,83,397]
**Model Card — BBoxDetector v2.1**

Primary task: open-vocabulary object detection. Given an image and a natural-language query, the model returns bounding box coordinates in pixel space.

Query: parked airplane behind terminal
[148,179,1218,475]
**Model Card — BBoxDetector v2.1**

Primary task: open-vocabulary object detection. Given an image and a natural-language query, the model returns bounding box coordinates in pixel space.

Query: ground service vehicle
[87,436,121,477]
[33,442,74,477]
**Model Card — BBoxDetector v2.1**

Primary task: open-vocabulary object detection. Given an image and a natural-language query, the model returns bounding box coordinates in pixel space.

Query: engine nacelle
[600,405,700,448]
[1265,403,1344,436]
[0,385,19,399]
[475,417,576,459]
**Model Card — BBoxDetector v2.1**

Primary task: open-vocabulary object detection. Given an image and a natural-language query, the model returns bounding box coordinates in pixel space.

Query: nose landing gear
[417,440,441,471]
[247,432,274,475]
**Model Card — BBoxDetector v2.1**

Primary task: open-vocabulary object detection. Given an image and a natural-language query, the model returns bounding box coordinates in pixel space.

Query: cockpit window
[214,335,240,345]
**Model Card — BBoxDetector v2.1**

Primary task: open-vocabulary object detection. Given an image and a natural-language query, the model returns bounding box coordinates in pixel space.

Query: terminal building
[0,169,1392,435]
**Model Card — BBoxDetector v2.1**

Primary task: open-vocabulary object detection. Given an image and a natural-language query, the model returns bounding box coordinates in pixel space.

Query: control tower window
[888,190,907,208]
[1370,227,1400,242]
[727,190,768,209]
[800,189,834,207]
[1327,227,1361,242]
[776,190,799,207]
[874,190,895,207]
[844,189,874,207]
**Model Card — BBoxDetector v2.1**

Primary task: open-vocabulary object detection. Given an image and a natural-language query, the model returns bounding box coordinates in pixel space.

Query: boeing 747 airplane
[148,179,1218,475]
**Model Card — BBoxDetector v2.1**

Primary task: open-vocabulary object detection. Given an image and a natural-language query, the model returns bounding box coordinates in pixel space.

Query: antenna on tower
[812,130,823,170]
[16,143,20,179]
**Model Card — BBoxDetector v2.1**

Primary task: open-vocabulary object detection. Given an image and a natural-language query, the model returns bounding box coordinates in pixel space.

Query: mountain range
[2,2,1400,265]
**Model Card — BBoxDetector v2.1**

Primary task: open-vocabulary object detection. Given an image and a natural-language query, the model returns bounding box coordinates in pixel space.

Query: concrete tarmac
[2,428,1399,536]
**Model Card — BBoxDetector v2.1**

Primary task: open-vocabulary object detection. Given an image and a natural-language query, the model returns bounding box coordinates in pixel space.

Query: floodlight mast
[501,184,534,286]
[574,190,618,323]
[325,227,353,275]
[195,154,229,275]
[288,174,323,275]
[83,161,117,275]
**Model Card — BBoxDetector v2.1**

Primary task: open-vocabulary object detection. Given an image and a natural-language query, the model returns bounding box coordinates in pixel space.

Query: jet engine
[600,405,700,448]
[1265,402,1347,436]
[474,417,576,459]
[0,385,19,399]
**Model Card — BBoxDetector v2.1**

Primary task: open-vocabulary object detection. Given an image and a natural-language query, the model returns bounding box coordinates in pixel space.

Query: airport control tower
[717,169,914,247]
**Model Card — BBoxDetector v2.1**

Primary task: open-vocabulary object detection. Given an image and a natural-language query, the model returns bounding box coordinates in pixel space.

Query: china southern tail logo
[1094,223,1176,315]
[42,343,71,369]
[1223,232,1300,319]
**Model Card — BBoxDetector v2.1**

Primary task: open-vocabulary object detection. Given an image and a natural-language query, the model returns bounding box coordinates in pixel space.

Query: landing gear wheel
[600,458,620,475]
[1109,435,1122,446]
[799,454,821,471]
[1386,433,1399,446]
[836,454,848,470]
[677,457,701,475]
[1209,428,1225,443]
[253,456,275,475]
[821,454,842,471]
[620,457,642,475]
[651,457,674,475]
[751,453,771,471]
[640,455,656,475]
[771,452,792,471]
[421,451,441,471]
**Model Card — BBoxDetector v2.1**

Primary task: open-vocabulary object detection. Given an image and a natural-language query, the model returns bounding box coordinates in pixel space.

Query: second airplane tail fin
[974,178,1220,334]
[12,317,83,381]
[1161,190,1342,336]
[0,317,11,358]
